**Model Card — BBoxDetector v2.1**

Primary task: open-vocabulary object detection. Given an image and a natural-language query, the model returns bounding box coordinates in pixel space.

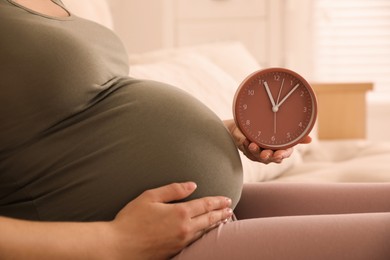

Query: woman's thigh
[174,212,390,260]
[235,182,390,219]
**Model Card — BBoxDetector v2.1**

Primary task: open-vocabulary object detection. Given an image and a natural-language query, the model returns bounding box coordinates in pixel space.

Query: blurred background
[108,0,389,94]
[109,0,390,141]
[66,0,390,141]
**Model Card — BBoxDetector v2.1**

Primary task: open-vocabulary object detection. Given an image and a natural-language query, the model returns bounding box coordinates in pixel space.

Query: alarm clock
[233,68,317,150]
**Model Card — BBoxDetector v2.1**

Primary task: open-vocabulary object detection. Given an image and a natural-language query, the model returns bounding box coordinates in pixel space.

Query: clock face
[233,68,317,150]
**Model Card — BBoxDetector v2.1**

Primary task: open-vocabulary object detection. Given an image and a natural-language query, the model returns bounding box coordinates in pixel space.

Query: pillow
[130,52,237,120]
[128,43,303,182]
[129,41,261,83]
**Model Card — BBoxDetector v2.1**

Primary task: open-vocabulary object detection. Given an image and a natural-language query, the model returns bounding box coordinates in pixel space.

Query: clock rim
[233,67,317,150]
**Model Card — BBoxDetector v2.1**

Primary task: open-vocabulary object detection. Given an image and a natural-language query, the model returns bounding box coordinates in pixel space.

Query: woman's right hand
[107,182,233,260]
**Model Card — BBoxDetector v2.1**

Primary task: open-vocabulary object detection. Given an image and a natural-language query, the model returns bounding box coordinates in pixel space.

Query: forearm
[0,216,113,260]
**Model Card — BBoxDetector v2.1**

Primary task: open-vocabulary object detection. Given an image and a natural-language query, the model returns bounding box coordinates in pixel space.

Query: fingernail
[226,198,232,206]
[184,182,197,191]
[226,208,233,216]
[249,143,258,152]
[275,156,283,161]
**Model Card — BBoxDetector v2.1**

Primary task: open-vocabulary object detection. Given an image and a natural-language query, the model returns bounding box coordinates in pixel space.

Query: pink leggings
[174,182,390,259]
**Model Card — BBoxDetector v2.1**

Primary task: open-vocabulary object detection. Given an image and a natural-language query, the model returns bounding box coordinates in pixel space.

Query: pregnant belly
[0,79,243,221]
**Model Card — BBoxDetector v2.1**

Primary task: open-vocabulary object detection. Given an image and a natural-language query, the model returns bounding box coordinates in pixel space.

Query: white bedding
[275,140,390,183]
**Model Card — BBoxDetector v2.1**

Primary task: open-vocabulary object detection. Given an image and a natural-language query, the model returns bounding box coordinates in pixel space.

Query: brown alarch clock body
[233,68,317,150]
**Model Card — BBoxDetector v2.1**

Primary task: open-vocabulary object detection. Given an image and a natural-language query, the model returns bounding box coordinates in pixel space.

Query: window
[312,0,390,97]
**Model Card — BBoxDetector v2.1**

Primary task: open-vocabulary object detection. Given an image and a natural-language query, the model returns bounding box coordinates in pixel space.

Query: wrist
[91,221,119,260]
[101,220,141,260]
[223,119,235,133]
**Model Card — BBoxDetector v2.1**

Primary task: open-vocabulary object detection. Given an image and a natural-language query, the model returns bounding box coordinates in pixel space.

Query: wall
[108,0,168,54]
[108,0,285,68]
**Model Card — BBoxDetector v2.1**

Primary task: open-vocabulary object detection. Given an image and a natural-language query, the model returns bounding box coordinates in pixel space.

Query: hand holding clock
[224,119,311,164]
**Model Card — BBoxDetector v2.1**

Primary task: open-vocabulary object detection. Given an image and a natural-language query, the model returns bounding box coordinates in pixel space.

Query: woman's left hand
[223,119,312,164]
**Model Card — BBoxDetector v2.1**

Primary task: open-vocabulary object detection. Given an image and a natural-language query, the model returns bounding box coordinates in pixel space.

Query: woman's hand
[0,182,231,260]
[108,182,233,260]
[223,119,311,164]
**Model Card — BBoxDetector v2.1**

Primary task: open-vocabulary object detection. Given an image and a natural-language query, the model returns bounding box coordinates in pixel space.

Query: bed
[125,42,390,183]
[63,0,390,184]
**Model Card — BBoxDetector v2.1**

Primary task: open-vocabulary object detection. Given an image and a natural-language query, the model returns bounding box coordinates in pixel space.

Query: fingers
[178,196,233,241]
[225,119,312,164]
[143,182,198,203]
[244,135,313,164]
[273,148,293,162]
[244,143,292,164]
[189,207,233,244]
[142,183,233,228]
[300,135,312,144]
[192,207,233,230]
[183,196,232,218]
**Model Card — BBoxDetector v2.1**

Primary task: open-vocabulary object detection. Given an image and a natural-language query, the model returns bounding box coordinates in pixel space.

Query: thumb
[146,182,197,203]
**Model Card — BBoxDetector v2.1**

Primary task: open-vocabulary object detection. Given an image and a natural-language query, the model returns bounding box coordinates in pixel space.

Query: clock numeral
[298,122,303,128]
[259,79,265,85]
[247,90,255,96]
[303,107,307,113]
[257,131,262,137]
[246,120,251,126]
[286,132,291,139]
[274,75,280,81]
[300,91,305,97]
[271,136,276,142]
[242,104,248,110]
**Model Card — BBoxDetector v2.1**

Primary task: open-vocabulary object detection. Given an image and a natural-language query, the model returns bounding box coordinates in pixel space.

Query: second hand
[274,111,277,134]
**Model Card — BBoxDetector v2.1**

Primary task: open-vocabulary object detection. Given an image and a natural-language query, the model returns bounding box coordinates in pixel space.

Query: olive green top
[0,0,242,221]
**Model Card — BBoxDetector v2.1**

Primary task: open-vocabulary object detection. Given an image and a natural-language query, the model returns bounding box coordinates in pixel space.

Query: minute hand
[276,83,300,108]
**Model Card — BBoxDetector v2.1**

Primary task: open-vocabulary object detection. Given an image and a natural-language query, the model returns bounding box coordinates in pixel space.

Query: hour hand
[263,81,276,108]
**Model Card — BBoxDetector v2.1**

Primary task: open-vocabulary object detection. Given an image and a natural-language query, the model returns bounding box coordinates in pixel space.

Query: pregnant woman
[1,1,390,259]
